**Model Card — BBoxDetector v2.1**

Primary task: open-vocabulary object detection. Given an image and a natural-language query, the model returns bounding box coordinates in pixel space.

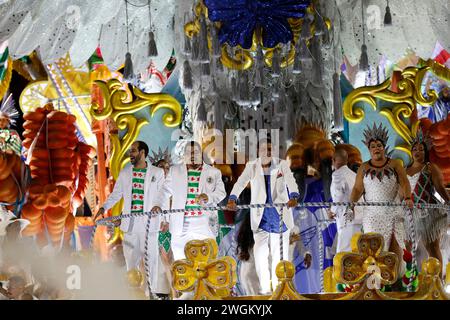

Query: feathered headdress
[0,94,19,126]
[411,127,432,150]
[362,123,389,147]
[148,147,172,166]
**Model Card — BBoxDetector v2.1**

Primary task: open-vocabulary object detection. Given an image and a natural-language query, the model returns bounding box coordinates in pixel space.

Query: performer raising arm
[94,141,168,297]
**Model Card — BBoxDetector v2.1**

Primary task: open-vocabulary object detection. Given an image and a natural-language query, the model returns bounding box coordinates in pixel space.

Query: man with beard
[94,141,167,297]
[164,141,226,261]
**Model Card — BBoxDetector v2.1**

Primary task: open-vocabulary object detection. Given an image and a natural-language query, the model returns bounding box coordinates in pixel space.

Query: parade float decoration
[0,94,27,213]
[172,239,236,300]
[344,58,450,182]
[175,0,338,153]
[167,234,449,300]
[19,103,95,248]
[90,78,182,243]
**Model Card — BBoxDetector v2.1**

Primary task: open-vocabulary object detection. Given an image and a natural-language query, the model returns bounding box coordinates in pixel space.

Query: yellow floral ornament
[333,233,398,300]
[172,239,237,300]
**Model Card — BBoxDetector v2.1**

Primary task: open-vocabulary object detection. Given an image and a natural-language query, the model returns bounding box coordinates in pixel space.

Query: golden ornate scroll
[90,79,182,243]
[343,65,440,160]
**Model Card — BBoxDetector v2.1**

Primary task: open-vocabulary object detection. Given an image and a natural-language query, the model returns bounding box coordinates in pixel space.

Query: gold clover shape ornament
[172,239,237,300]
[333,233,399,300]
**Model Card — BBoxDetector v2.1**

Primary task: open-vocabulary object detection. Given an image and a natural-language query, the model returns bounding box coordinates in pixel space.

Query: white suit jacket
[330,165,362,229]
[229,158,299,232]
[166,163,226,236]
[102,163,166,233]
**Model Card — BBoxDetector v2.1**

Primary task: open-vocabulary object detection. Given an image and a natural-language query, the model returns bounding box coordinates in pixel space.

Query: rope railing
[90,201,449,299]
[93,201,450,227]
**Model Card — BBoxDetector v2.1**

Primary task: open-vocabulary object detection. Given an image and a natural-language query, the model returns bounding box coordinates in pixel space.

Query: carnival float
[0,0,449,301]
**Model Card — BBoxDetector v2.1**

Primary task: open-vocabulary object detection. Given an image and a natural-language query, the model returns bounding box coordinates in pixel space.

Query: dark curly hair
[236,211,254,261]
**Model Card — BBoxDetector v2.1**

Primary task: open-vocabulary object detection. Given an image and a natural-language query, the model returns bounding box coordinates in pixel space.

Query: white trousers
[239,249,261,296]
[122,232,170,294]
[253,229,290,294]
[171,215,214,261]
[336,224,362,253]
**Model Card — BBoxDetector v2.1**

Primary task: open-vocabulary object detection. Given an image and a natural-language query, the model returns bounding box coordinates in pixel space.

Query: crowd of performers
[92,123,448,299]
[0,93,449,299]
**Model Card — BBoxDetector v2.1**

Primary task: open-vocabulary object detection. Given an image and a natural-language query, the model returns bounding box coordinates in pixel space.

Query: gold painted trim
[90,79,182,244]
[343,65,443,161]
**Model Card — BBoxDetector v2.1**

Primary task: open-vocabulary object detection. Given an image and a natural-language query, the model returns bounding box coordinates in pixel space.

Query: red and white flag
[431,41,450,68]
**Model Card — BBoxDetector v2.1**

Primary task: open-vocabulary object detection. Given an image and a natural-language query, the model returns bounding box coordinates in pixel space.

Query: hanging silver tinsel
[310,36,324,85]
[384,0,392,26]
[148,31,158,57]
[271,48,281,78]
[191,35,199,61]
[201,62,211,77]
[182,60,193,90]
[298,38,312,62]
[292,40,302,74]
[237,70,250,106]
[123,52,134,82]
[214,95,223,130]
[210,24,221,58]
[231,76,238,101]
[359,44,369,71]
[182,34,192,57]
[271,77,280,99]
[198,15,210,63]
[254,45,265,87]
[197,97,207,122]
[300,16,312,40]
[332,72,344,131]
[314,11,327,36]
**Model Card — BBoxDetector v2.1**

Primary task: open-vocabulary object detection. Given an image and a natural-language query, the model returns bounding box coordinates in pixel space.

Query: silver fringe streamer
[148,31,158,57]
[182,60,193,90]
[332,72,344,131]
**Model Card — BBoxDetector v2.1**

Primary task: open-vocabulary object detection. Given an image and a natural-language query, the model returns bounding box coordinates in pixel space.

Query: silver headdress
[362,123,389,147]
[148,146,173,166]
[0,94,19,126]
[411,127,432,150]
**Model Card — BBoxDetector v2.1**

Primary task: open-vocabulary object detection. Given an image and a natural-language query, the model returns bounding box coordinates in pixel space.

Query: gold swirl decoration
[90,79,182,178]
[184,1,330,71]
[90,79,182,243]
[419,58,450,82]
[0,57,13,99]
[343,66,439,160]
[172,239,237,300]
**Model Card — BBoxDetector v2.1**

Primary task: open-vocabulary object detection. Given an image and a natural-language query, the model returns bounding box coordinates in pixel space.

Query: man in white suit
[328,149,362,253]
[94,141,168,296]
[227,139,299,294]
[166,141,226,261]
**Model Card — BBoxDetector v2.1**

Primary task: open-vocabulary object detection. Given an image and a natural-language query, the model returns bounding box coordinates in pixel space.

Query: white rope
[93,201,450,228]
